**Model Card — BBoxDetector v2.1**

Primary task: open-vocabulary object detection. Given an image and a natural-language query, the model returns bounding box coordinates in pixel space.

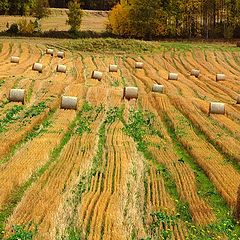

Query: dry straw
[46,49,54,56]
[191,69,200,78]
[92,71,103,81]
[9,89,25,104]
[209,102,225,115]
[57,51,65,59]
[168,73,178,80]
[56,64,67,73]
[32,63,43,73]
[123,87,138,100]
[135,62,144,69]
[10,56,20,63]
[109,64,118,72]
[152,84,164,93]
[216,73,225,81]
[61,96,78,110]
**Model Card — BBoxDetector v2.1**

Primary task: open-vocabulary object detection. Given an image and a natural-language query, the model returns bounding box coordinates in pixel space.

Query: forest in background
[0,0,240,38]
[108,0,240,39]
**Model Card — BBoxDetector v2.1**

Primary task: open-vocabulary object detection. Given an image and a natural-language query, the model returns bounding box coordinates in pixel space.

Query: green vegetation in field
[63,38,240,54]
[162,113,240,239]
[6,224,37,240]
[26,80,35,103]
[23,102,47,119]
[0,106,83,239]
[74,102,104,136]
[0,79,5,88]
[0,105,24,133]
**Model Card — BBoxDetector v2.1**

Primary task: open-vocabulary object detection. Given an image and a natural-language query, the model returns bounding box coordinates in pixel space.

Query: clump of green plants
[150,212,177,239]
[0,105,24,132]
[74,102,104,136]
[7,224,37,240]
[23,102,47,118]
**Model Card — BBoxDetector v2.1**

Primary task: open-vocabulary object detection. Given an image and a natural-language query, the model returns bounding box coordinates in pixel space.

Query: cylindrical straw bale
[123,87,138,100]
[237,96,240,104]
[152,84,164,93]
[32,63,43,73]
[209,102,225,114]
[46,49,54,56]
[10,56,20,63]
[135,62,144,69]
[168,73,178,80]
[216,73,225,81]
[109,64,118,72]
[9,89,25,104]
[61,96,78,110]
[57,51,65,59]
[92,71,103,81]
[191,69,200,78]
[57,64,67,73]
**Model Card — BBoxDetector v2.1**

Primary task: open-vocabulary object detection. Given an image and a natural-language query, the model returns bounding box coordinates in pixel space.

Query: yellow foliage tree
[108,1,132,36]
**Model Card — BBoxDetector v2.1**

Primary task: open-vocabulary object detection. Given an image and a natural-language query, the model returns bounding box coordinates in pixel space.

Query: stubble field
[0,38,239,239]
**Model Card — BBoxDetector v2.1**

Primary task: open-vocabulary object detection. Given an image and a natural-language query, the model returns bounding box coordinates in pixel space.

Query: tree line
[0,0,118,15]
[108,0,240,39]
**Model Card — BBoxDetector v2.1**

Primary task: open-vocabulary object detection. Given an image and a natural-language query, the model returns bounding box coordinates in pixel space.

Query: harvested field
[0,9,108,32]
[0,38,240,240]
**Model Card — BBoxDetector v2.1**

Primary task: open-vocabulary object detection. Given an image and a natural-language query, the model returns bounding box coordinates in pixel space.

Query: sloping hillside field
[0,38,240,239]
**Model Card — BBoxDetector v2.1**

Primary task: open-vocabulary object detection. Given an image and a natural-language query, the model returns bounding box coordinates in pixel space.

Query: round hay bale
[191,69,200,78]
[109,64,118,72]
[123,87,138,100]
[216,73,225,81]
[9,89,25,104]
[10,56,20,64]
[57,51,65,59]
[152,84,164,93]
[237,95,240,104]
[168,73,178,80]
[57,64,67,73]
[209,102,225,115]
[61,96,78,110]
[32,63,43,73]
[46,49,54,56]
[92,71,103,81]
[135,62,144,69]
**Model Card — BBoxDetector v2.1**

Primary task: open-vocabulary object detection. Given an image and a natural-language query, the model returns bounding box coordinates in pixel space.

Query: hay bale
[57,51,65,59]
[56,64,67,73]
[191,69,200,78]
[92,71,103,81]
[209,102,225,115]
[123,87,138,100]
[216,73,225,81]
[32,63,43,73]
[61,96,78,110]
[135,62,144,69]
[152,84,164,93]
[168,73,178,80]
[9,89,25,104]
[237,96,240,104]
[109,64,118,72]
[10,56,20,63]
[46,49,54,56]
